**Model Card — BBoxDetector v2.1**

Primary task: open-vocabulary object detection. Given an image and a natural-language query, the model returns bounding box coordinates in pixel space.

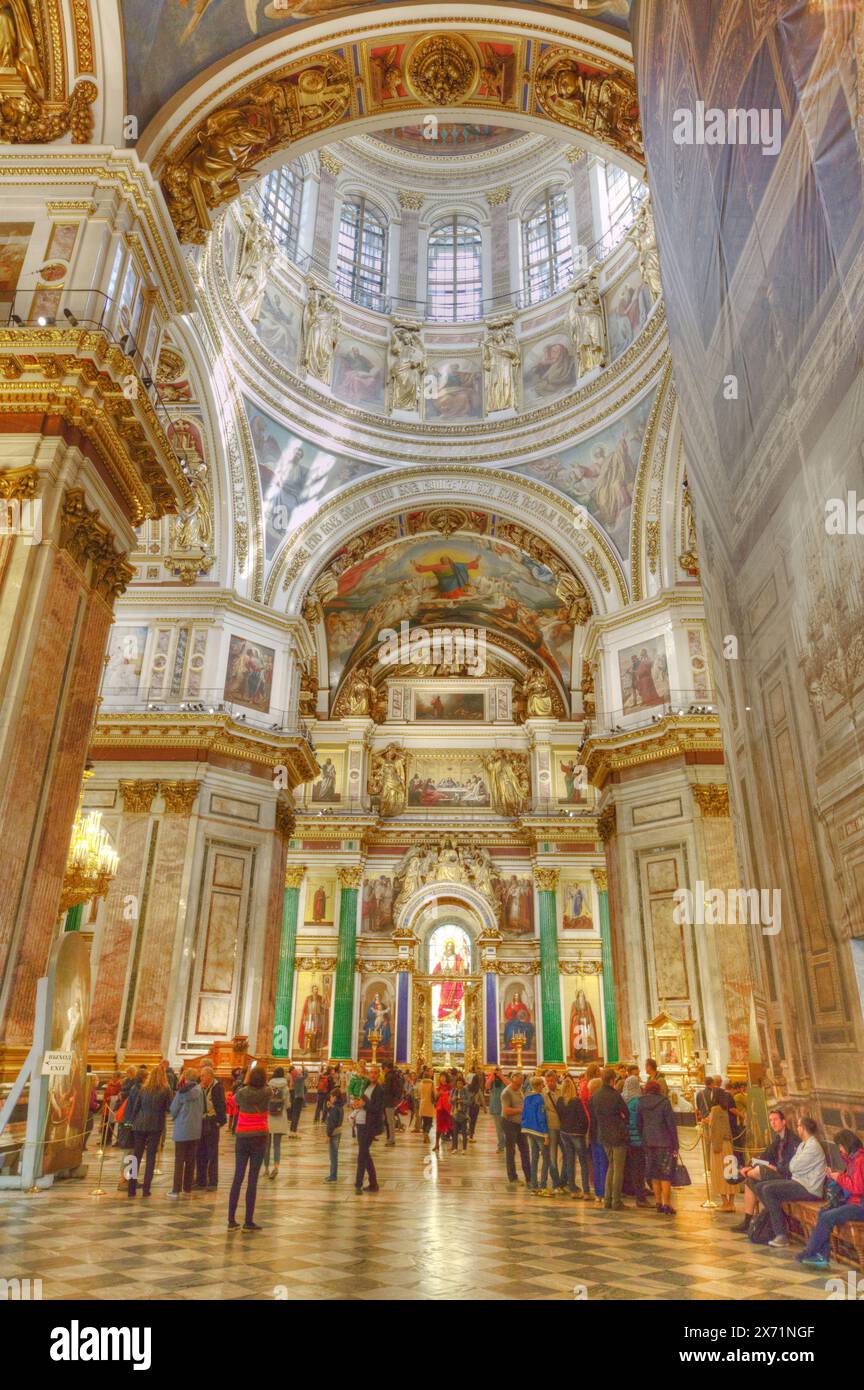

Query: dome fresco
[366,123,526,156]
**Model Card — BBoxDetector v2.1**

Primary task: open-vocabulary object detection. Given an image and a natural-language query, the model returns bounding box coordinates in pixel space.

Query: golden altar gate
[412,974,484,1072]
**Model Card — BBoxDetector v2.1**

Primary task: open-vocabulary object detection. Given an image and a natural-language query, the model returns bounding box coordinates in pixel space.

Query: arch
[139,8,643,246]
[397,882,499,952]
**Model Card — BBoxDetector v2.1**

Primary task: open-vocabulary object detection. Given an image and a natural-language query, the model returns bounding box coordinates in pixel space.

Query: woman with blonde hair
[708,1091,740,1213]
[125,1062,171,1199]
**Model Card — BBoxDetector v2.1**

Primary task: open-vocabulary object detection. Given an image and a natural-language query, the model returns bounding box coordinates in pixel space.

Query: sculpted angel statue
[627,200,662,299]
[524,668,554,719]
[482,750,529,817]
[466,845,497,899]
[174,459,213,551]
[483,320,520,413]
[371,743,407,817]
[569,267,607,379]
[345,667,376,717]
[301,282,340,384]
[233,198,271,321]
[388,322,425,413]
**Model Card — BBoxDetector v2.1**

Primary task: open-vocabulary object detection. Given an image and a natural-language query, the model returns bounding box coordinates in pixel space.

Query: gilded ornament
[535,47,643,159]
[646,518,660,574]
[369,743,407,817]
[481,749,530,817]
[388,320,425,414]
[485,185,512,207]
[591,866,608,892]
[569,265,607,379]
[284,864,306,889]
[337,865,363,890]
[119,780,161,814]
[597,804,617,842]
[398,189,425,211]
[533,867,560,892]
[524,667,553,718]
[161,780,200,815]
[275,800,296,842]
[483,317,520,414]
[404,33,480,106]
[691,783,729,818]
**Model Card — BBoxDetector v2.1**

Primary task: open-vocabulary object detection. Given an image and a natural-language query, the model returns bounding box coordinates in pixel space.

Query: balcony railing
[589,691,718,739]
[99,687,314,745]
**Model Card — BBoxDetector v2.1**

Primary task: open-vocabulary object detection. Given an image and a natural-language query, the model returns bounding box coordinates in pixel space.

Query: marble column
[272,866,304,1059]
[534,867,564,1065]
[592,866,619,1064]
[331,865,362,1061]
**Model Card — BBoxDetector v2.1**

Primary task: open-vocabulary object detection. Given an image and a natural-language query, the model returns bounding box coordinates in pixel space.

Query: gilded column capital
[59,489,134,600]
[0,466,38,500]
[337,865,363,890]
[486,185,512,207]
[592,866,608,893]
[274,800,296,843]
[284,864,306,889]
[119,780,160,814]
[691,782,730,817]
[597,804,617,842]
[398,189,425,210]
[160,780,200,815]
[319,151,342,176]
[534,867,560,892]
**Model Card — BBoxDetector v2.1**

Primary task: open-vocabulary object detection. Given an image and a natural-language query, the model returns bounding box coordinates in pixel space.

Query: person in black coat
[637,1080,680,1214]
[588,1067,630,1210]
[354,1064,385,1194]
[125,1065,172,1198]
[195,1065,227,1190]
[734,1107,801,1234]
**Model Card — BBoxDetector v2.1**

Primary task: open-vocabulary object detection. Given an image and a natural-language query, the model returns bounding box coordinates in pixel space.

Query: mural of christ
[433,937,466,1024]
[413,553,480,599]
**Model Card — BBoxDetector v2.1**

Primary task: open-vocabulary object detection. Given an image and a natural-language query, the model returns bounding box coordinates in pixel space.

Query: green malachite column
[535,867,564,1065]
[63,903,84,932]
[331,865,362,1061]
[593,866,618,1063]
[272,865,304,1058]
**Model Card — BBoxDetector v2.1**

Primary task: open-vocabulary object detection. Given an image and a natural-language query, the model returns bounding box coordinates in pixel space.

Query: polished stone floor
[0,1114,842,1300]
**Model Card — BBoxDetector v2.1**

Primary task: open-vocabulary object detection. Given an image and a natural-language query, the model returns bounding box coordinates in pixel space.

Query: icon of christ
[433,937,467,1024]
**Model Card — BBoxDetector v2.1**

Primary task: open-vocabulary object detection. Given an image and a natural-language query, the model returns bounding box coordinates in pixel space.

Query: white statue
[483,318,520,413]
[388,322,425,413]
[233,198,271,322]
[301,282,340,385]
[569,266,607,379]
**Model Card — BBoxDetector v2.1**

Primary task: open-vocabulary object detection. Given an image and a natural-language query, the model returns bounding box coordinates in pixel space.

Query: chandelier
[60,770,119,915]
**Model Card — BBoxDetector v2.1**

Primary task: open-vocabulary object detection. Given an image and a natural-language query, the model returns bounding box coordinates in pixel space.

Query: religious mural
[522,333,577,405]
[429,924,471,1057]
[358,977,394,1060]
[563,973,602,1064]
[291,970,332,1060]
[322,535,573,692]
[309,751,344,804]
[604,260,655,360]
[361,873,395,934]
[332,336,387,410]
[369,123,522,156]
[414,691,485,721]
[407,755,490,809]
[554,748,589,806]
[303,873,336,925]
[513,387,657,559]
[223,634,275,711]
[560,878,594,931]
[499,978,537,1067]
[617,634,670,714]
[0,222,32,305]
[254,285,302,369]
[498,874,534,936]
[424,356,483,421]
[245,400,380,562]
[103,625,148,696]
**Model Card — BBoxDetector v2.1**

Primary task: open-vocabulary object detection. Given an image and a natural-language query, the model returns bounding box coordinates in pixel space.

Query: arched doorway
[399,888,491,1070]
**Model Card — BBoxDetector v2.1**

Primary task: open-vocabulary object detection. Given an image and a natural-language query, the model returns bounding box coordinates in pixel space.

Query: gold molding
[398,189,425,210]
[584,715,724,789]
[691,782,729,818]
[337,865,364,889]
[70,0,95,76]
[59,489,134,601]
[284,865,306,889]
[0,465,38,500]
[92,713,320,783]
[533,867,560,892]
[160,780,200,815]
[591,865,608,892]
[597,804,617,843]
[485,185,512,206]
[118,780,161,814]
[318,151,342,175]
[275,799,296,842]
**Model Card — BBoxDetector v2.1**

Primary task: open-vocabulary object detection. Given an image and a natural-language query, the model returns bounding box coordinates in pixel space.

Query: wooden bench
[782,1200,864,1269]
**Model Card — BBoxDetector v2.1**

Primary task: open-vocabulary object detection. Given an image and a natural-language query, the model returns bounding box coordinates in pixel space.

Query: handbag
[671,1159,692,1187]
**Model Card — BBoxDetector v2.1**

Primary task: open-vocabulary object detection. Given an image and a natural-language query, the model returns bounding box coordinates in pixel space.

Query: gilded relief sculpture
[481,750,530,817]
[0,0,95,142]
[535,48,643,159]
[370,743,407,817]
[388,321,425,413]
[569,267,607,379]
[483,318,520,413]
[627,199,662,298]
[301,282,340,385]
[524,667,554,718]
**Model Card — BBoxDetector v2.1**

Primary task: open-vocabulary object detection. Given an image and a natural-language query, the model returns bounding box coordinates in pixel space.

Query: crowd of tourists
[89,1057,864,1255]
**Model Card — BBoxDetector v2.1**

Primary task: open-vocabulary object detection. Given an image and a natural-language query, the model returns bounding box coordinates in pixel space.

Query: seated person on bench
[759,1115,827,1248]
[734,1107,800,1235]
[797,1129,864,1269]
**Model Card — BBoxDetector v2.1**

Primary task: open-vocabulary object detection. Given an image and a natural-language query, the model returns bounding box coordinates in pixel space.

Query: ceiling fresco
[122,1,631,133]
[366,122,526,156]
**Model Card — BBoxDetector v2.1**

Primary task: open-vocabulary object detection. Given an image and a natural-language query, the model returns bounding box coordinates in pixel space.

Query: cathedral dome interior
[0,0,862,1330]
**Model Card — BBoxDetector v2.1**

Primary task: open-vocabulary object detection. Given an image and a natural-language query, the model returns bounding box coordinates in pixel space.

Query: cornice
[92,713,320,783]
[582,714,725,789]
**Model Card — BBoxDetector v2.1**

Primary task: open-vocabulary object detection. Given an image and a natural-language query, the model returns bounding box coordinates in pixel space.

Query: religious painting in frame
[562,972,603,1064]
[104,625,148,695]
[561,877,594,931]
[499,976,537,1068]
[304,874,337,927]
[361,873,395,935]
[429,924,471,1057]
[498,873,534,936]
[0,222,32,303]
[406,753,490,808]
[357,976,394,1061]
[617,634,670,714]
[310,749,344,805]
[413,690,485,721]
[292,969,332,1062]
[553,748,589,805]
[223,635,275,713]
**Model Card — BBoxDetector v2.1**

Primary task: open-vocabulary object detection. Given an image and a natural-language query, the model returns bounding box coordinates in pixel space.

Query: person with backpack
[265,1066,290,1178]
[313,1068,332,1125]
[324,1088,346,1182]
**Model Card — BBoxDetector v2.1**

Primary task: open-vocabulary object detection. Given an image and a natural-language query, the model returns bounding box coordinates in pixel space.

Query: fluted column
[272,865,304,1058]
[534,867,564,1065]
[331,864,362,1060]
[592,866,618,1064]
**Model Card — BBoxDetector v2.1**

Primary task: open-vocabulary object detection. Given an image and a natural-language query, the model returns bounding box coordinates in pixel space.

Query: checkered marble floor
[0,1118,846,1301]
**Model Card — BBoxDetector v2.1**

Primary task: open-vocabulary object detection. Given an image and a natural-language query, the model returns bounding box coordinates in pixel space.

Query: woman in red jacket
[434,1074,453,1154]
[797,1129,864,1268]
[227,1065,270,1232]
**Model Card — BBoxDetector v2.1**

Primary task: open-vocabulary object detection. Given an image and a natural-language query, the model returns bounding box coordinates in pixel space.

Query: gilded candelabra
[368,1026,381,1067]
[510,1030,526,1071]
[60,770,119,915]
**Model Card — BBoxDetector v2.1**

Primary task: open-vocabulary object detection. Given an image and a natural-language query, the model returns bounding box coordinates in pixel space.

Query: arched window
[335,196,388,309]
[260,163,304,258]
[599,161,643,237]
[522,186,573,305]
[426,216,483,321]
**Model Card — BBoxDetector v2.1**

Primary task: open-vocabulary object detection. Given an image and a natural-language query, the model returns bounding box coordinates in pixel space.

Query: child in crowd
[324,1089,345,1183]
